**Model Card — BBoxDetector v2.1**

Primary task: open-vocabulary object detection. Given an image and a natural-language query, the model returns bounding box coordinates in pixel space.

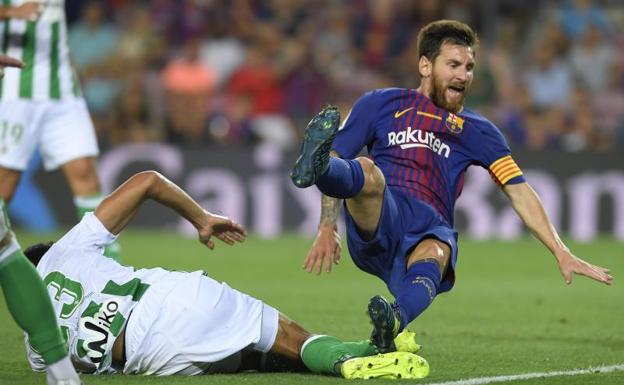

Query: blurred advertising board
[33,143,623,241]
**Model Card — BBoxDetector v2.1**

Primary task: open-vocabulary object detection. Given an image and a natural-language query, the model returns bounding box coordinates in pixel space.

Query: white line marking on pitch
[426,364,624,385]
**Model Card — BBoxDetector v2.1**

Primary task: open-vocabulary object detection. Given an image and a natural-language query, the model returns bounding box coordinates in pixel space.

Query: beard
[430,73,466,114]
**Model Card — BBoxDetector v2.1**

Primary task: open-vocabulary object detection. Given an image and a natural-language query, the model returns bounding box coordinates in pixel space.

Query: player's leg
[0,166,21,201]
[0,199,81,385]
[0,99,41,202]
[269,312,428,379]
[369,238,451,352]
[40,99,121,261]
[290,106,386,238]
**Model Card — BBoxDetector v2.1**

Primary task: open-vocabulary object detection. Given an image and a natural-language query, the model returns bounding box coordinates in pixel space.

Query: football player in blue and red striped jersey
[290,19,612,353]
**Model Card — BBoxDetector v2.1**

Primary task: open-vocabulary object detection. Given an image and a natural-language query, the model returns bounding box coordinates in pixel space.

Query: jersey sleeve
[474,120,526,186]
[55,212,118,253]
[331,90,381,158]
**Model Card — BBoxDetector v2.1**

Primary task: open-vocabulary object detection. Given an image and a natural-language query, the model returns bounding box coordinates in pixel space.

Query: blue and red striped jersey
[332,88,525,227]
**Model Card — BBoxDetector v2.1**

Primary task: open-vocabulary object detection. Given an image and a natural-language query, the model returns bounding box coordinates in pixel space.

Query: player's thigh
[0,100,45,172]
[38,98,99,171]
[345,157,386,238]
[406,238,451,274]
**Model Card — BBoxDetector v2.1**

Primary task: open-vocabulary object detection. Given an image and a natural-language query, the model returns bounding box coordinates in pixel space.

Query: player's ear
[418,56,431,78]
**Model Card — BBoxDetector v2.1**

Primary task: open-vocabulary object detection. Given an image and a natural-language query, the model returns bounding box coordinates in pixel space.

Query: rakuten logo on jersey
[387,127,451,158]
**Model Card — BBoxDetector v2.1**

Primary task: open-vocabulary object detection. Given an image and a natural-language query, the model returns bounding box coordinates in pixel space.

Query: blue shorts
[344,187,458,297]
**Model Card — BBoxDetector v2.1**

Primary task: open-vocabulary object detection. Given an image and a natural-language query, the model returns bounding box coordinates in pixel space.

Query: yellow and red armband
[488,155,524,186]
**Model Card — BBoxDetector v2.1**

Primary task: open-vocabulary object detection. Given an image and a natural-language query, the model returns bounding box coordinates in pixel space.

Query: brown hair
[417,20,479,61]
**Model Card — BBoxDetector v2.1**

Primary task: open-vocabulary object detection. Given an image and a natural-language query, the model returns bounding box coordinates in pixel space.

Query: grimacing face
[428,43,475,113]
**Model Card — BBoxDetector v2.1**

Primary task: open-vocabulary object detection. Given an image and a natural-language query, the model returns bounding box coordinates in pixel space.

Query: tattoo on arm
[319,150,342,227]
[320,194,341,227]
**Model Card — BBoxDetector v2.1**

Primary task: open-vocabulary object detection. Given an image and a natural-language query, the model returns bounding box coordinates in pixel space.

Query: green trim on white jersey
[0,0,10,98]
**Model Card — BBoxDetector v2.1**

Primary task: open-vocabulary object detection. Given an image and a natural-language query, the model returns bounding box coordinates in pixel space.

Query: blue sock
[315,158,365,199]
[393,259,441,331]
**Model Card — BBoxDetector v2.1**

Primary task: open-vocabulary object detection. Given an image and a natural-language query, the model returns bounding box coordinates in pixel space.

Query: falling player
[290,19,612,353]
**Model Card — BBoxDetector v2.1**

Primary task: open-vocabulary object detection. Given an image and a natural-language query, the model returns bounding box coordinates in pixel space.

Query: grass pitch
[1,230,622,385]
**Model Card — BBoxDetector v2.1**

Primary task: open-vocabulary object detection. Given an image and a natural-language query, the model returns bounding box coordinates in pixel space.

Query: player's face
[430,43,475,113]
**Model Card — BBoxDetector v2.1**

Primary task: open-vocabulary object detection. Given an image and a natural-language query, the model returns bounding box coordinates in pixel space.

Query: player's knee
[0,168,21,201]
[407,242,448,272]
[356,157,385,198]
[63,158,100,193]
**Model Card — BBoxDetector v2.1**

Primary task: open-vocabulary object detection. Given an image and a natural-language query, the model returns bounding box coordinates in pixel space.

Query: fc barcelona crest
[445,113,464,134]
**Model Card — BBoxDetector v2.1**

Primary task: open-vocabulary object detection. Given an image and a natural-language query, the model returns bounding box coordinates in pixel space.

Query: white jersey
[25,213,170,374]
[0,0,80,100]
[25,212,280,376]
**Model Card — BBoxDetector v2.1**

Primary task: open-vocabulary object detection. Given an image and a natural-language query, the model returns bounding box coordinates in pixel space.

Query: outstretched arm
[303,152,343,274]
[502,182,612,285]
[303,193,342,274]
[95,171,246,249]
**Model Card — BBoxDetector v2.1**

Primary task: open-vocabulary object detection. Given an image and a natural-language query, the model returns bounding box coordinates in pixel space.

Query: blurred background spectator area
[66,0,624,152]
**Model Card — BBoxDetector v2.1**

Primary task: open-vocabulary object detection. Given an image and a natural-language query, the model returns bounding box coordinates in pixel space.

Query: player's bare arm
[304,151,343,274]
[0,2,43,20]
[502,182,612,285]
[95,171,246,249]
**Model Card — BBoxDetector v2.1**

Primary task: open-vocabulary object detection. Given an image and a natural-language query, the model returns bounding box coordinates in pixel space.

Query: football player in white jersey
[20,170,429,379]
[0,52,82,385]
[0,1,121,261]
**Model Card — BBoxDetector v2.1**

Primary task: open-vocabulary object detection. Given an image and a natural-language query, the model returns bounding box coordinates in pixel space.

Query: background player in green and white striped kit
[0,53,81,384]
[0,1,120,261]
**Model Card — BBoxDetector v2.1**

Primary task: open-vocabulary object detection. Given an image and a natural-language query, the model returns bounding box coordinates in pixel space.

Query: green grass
[1,231,623,385]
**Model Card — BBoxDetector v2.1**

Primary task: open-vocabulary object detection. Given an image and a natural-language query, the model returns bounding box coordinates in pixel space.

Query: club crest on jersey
[445,113,464,134]
[387,127,451,158]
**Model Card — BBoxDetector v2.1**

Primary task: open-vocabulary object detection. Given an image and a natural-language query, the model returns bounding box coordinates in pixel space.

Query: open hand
[557,251,612,285]
[303,226,341,274]
[197,213,246,250]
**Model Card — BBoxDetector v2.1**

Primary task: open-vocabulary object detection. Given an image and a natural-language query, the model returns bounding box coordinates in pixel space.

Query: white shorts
[123,271,279,375]
[0,98,98,171]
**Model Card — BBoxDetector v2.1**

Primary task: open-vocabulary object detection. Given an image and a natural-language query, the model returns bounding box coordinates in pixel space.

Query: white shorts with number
[123,271,279,375]
[0,98,98,171]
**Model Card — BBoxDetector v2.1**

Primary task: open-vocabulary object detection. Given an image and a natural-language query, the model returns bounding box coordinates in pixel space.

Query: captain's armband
[488,155,524,186]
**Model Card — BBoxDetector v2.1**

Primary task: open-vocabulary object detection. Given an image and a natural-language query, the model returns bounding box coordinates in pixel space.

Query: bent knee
[407,240,450,272]
[355,157,385,198]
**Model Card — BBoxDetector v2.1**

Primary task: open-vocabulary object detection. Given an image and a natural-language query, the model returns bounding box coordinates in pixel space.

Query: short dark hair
[417,20,479,61]
[24,242,54,267]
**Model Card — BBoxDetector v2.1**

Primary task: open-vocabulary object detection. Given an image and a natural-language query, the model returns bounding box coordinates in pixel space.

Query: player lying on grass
[16,170,428,379]
[0,53,82,385]
[290,19,613,354]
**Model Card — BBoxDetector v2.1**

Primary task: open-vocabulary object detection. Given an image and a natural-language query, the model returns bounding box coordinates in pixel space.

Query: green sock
[0,251,67,365]
[75,194,122,262]
[300,336,377,375]
[342,340,378,357]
